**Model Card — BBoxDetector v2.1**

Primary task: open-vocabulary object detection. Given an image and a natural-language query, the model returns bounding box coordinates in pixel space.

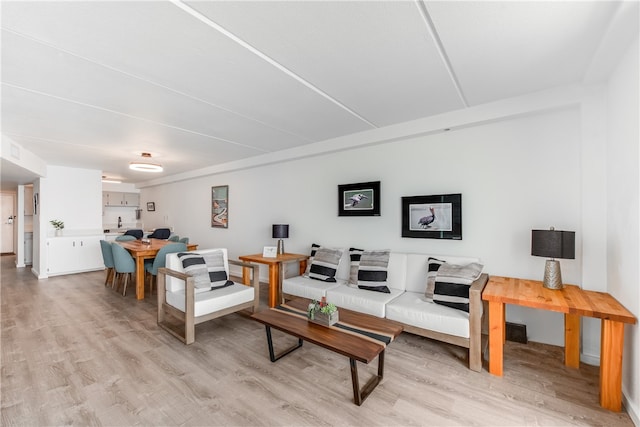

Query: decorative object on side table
[50,219,64,236]
[272,224,289,254]
[531,227,575,289]
[307,297,339,326]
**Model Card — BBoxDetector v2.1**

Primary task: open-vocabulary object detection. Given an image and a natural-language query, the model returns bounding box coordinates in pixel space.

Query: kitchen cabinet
[103,192,140,207]
[47,235,104,276]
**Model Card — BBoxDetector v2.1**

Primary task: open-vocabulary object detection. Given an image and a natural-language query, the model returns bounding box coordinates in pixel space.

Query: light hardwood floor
[1,255,634,426]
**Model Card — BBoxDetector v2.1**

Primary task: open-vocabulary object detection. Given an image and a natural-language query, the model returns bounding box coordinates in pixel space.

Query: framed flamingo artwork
[401,193,462,239]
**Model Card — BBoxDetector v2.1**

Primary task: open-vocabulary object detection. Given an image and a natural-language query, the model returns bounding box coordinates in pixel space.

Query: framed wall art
[338,181,380,217]
[401,193,462,239]
[146,202,155,211]
[211,185,229,228]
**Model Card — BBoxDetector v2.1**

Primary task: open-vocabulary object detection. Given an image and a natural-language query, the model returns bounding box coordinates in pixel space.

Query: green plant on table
[50,220,64,230]
[320,302,337,315]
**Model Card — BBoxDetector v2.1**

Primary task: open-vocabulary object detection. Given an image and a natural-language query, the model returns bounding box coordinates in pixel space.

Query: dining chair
[123,229,144,239]
[115,235,136,242]
[168,235,180,242]
[178,237,189,244]
[148,228,171,239]
[111,243,136,296]
[99,240,115,287]
[144,242,187,296]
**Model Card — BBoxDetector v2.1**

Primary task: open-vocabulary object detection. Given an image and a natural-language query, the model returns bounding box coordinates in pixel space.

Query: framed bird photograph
[338,181,381,217]
[401,193,462,239]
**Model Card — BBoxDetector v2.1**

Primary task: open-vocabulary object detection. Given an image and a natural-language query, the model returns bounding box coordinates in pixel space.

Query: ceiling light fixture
[129,152,163,173]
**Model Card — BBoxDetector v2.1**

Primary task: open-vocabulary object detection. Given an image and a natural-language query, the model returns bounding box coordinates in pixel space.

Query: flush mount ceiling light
[129,152,163,172]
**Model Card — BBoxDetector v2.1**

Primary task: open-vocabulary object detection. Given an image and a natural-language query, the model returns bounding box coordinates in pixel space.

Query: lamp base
[276,239,284,255]
[543,259,563,290]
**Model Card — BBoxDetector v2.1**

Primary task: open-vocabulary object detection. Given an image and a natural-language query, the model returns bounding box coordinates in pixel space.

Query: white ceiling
[0,1,631,190]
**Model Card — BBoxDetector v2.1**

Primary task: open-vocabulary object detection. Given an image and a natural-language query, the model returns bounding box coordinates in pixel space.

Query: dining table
[116,238,198,300]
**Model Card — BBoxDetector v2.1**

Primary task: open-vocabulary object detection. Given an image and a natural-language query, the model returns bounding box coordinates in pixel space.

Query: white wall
[33,166,103,278]
[143,107,583,345]
[606,35,639,424]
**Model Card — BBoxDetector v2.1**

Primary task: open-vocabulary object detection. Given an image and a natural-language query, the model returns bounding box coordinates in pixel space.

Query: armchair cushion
[432,262,484,312]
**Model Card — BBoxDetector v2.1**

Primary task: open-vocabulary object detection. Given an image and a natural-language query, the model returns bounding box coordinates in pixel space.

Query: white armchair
[157,248,260,344]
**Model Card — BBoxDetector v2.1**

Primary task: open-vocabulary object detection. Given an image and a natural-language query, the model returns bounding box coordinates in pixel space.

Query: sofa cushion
[282,275,342,301]
[326,284,403,318]
[433,262,484,312]
[385,291,470,338]
[424,257,446,302]
[308,247,343,282]
[165,248,231,293]
[357,249,391,293]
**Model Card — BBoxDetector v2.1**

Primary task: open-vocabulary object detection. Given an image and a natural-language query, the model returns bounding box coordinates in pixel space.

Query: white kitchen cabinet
[103,192,140,207]
[46,235,104,276]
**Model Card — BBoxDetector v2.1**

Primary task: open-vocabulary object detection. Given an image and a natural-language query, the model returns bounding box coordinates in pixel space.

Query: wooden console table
[482,276,636,412]
[238,253,308,307]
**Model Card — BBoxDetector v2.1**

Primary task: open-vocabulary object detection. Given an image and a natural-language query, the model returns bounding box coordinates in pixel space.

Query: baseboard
[580,351,600,366]
[623,390,639,427]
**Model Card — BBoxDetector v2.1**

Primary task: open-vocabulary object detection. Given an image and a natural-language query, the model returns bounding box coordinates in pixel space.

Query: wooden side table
[238,253,308,308]
[482,276,636,412]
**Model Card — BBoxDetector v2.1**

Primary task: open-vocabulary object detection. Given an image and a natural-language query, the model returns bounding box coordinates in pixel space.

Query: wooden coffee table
[251,298,403,405]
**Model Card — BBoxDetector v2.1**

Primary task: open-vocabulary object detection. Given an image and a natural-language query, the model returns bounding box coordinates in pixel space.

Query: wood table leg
[488,301,505,376]
[135,256,145,300]
[268,264,280,308]
[242,264,251,285]
[299,260,307,276]
[564,313,580,368]
[600,319,624,412]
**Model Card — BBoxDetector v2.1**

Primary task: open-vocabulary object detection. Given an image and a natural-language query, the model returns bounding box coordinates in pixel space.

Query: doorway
[1,193,16,254]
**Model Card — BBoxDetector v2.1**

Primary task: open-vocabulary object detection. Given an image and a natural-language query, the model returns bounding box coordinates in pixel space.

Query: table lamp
[531,227,575,289]
[272,224,289,255]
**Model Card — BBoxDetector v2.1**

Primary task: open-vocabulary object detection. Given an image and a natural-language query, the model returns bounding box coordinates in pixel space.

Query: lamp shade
[531,229,575,259]
[272,224,289,239]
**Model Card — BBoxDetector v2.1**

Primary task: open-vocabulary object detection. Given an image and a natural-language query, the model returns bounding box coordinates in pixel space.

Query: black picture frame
[146,202,155,211]
[401,193,462,239]
[338,181,381,217]
[211,185,229,228]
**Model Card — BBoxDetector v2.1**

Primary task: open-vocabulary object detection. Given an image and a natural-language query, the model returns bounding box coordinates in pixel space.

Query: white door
[1,193,15,254]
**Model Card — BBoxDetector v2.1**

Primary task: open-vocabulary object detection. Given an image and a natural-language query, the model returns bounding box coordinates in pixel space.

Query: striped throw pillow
[357,250,390,293]
[177,251,233,291]
[303,243,321,277]
[348,247,364,287]
[433,262,484,312]
[308,247,343,282]
[424,257,446,302]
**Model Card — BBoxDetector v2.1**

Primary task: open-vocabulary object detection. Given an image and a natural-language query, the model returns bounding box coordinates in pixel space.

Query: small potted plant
[50,219,64,236]
[307,298,339,326]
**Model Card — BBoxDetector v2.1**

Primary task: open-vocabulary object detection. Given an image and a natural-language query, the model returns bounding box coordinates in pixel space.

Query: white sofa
[282,250,488,372]
[157,248,260,344]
